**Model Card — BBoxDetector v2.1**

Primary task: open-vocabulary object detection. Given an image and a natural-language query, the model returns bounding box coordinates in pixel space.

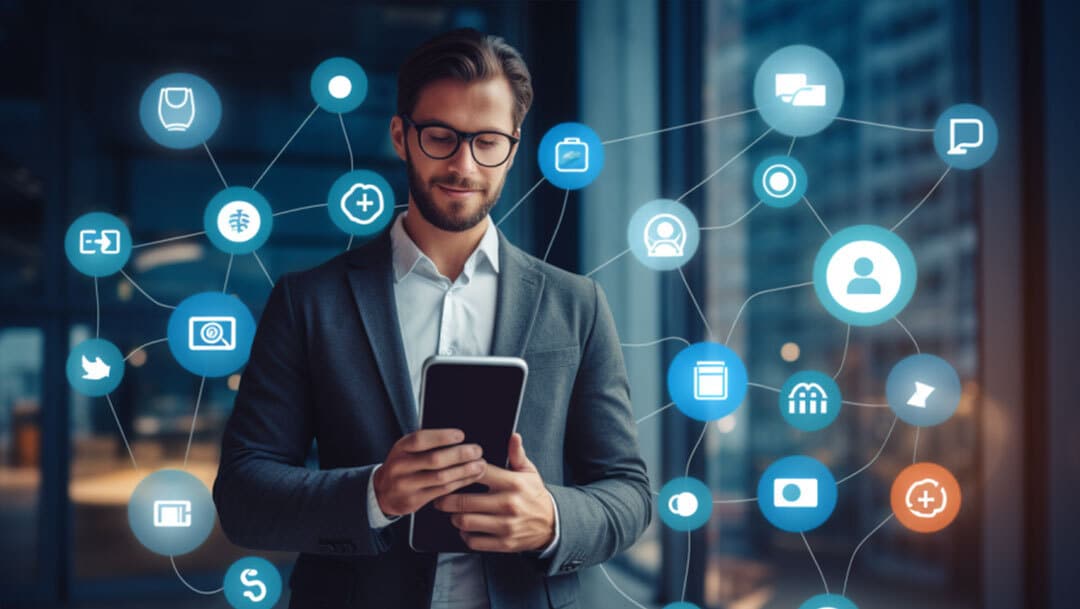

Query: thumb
[507,433,536,472]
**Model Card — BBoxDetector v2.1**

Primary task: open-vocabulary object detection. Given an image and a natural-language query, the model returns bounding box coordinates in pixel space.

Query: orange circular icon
[890,462,961,533]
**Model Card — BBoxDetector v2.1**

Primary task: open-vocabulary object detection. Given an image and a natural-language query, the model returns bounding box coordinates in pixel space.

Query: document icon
[693,361,728,401]
[153,500,192,528]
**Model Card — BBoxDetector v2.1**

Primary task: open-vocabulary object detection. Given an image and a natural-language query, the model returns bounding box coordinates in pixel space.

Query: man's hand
[373,428,487,518]
[433,433,555,553]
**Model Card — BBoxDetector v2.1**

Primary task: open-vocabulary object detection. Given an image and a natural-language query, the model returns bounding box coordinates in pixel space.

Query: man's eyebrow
[410,116,513,133]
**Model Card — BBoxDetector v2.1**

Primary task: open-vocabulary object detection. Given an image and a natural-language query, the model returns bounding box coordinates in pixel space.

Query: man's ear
[390,115,407,162]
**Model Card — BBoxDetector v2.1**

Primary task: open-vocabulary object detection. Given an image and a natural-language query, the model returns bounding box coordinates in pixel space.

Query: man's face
[391,77,520,232]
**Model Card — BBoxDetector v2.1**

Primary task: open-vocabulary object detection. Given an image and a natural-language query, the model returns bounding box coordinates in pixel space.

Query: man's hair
[397,28,533,130]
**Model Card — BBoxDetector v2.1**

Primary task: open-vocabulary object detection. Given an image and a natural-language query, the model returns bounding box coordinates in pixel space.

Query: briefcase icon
[554,137,589,173]
[158,87,196,132]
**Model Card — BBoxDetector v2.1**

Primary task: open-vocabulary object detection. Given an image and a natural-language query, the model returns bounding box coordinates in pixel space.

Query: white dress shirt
[365,211,560,609]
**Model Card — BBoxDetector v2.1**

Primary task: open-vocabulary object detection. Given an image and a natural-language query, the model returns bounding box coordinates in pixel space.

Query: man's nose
[445,139,480,175]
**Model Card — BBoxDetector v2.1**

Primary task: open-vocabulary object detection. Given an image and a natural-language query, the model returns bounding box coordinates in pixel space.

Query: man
[213,28,651,609]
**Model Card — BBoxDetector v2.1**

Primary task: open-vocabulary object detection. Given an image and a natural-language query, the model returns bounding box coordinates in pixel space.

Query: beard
[406,146,505,232]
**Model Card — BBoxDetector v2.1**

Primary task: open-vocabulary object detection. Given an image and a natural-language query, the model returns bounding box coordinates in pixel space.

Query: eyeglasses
[400,114,519,168]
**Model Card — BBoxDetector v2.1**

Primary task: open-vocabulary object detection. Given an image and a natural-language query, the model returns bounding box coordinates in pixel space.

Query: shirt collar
[390,210,500,283]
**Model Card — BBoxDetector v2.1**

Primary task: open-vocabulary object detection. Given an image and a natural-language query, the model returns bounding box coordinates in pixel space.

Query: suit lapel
[345,231,419,436]
[490,230,545,358]
[342,226,547,437]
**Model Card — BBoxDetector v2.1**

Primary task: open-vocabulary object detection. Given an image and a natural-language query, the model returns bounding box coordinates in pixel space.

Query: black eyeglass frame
[399,114,520,168]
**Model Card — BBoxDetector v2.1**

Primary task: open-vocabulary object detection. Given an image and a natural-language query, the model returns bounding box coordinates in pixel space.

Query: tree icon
[228,208,250,233]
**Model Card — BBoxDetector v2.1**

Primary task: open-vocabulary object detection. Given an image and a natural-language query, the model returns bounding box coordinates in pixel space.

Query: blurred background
[1,0,1077,607]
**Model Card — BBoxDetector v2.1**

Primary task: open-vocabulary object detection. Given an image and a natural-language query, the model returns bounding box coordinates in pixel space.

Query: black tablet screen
[410,358,526,554]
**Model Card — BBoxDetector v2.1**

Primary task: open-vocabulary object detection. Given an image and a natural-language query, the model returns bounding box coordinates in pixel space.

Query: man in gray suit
[213,28,651,608]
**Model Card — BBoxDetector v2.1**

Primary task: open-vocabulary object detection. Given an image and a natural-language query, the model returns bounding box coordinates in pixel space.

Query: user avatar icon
[814,225,916,326]
[628,199,700,270]
[644,213,686,258]
[845,257,881,295]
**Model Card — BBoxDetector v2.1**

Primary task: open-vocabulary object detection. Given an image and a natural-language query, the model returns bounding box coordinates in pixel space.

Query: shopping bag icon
[158,87,196,132]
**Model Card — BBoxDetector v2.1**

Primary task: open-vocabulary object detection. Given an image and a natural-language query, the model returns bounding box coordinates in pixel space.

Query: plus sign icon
[327,169,396,237]
[891,462,961,533]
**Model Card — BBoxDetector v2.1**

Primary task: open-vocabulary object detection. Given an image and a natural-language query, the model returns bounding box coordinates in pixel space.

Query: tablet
[409,355,528,553]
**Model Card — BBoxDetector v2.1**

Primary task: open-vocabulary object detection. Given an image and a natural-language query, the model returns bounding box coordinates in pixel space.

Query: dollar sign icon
[240,568,267,603]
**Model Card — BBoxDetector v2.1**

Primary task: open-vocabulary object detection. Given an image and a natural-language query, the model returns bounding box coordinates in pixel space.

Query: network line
[203,142,228,189]
[841,513,895,597]
[543,190,570,262]
[601,107,758,145]
[119,270,177,309]
[170,556,224,595]
[725,281,815,345]
[678,267,716,341]
[495,177,546,227]
[252,103,320,189]
[677,127,773,202]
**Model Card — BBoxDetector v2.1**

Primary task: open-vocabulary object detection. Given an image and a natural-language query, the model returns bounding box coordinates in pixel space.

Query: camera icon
[773,478,819,508]
[188,316,237,351]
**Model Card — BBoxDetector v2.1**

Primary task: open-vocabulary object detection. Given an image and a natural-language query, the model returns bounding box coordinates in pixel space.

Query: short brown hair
[396,28,533,130]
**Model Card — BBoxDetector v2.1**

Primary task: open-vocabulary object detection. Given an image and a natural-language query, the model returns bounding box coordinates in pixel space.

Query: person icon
[645,213,686,257]
[846,257,881,295]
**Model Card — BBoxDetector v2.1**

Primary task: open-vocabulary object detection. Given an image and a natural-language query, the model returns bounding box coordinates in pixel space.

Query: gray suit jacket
[213,224,652,608]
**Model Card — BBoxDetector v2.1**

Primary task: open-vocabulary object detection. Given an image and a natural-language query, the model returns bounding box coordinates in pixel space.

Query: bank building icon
[787,382,828,415]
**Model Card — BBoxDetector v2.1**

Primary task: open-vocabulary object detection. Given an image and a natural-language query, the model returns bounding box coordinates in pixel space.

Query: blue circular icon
[627,199,701,270]
[66,338,125,397]
[327,169,396,237]
[813,225,917,326]
[658,477,713,532]
[754,45,845,137]
[204,187,274,254]
[886,354,962,427]
[753,155,807,208]
[167,292,256,377]
[758,456,837,532]
[224,556,283,609]
[64,212,132,277]
[128,469,215,556]
[663,604,702,609]
[798,594,859,609]
[667,342,749,422]
[139,73,222,149]
[934,103,998,169]
[311,57,369,114]
[538,122,605,190]
[779,371,842,431]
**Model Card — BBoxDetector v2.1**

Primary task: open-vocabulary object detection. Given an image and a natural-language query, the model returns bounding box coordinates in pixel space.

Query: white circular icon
[328,75,352,100]
[667,491,699,517]
[216,201,262,244]
[825,240,902,314]
[763,163,797,197]
[645,213,687,258]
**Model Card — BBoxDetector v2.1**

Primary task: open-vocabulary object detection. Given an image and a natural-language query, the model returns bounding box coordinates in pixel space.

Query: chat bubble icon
[947,118,983,155]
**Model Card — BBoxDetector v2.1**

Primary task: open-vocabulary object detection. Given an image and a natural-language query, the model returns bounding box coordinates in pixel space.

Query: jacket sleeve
[541,280,653,576]
[212,273,390,556]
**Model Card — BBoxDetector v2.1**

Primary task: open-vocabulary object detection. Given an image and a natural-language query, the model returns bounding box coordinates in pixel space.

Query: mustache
[430,174,486,191]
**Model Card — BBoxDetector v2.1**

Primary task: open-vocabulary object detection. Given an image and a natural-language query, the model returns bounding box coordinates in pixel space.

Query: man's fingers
[450,513,510,535]
[415,443,483,470]
[434,492,515,515]
[507,433,536,472]
[408,459,486,492]
[412,470,487,507]
[460,532,513,553]
[399,428,465,453]
[475,463,521,491]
